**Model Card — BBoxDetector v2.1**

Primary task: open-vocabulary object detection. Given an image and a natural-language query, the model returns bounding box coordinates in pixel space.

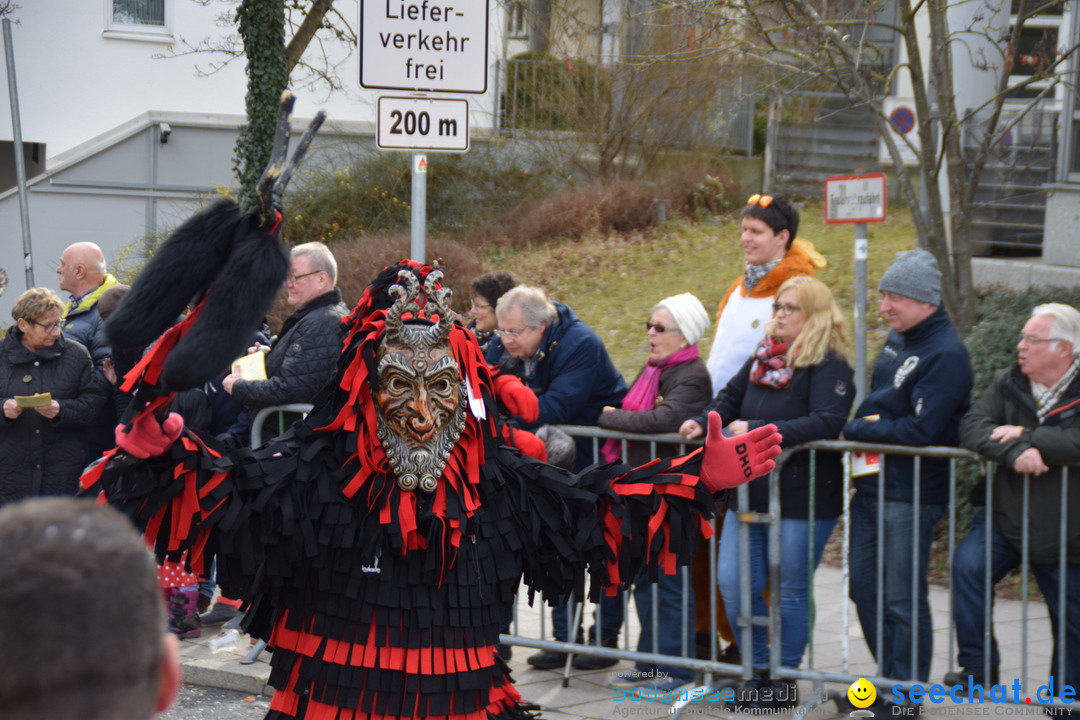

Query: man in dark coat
[486,285,628,470]
[57,241,120,456]
[57,242,119,371]
[485,285,628,669]
[842,249,973,684]
[223,241,347,442]
[949,303,1080,698]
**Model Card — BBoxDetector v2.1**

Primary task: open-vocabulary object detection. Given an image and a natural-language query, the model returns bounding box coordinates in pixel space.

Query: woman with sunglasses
[597,292,712,690]
[0,287,105,506]
[680,276,854,709]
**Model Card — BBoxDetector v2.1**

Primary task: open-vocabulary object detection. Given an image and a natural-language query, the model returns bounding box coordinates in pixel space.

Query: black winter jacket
[231,289,348,409]
[0,331,106,505]
[693,350,854,518]
[960,365,1080,564]
[843,307,972,505]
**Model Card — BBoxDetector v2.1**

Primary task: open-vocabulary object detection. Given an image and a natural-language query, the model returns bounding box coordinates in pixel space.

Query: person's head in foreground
[0,496,180,720]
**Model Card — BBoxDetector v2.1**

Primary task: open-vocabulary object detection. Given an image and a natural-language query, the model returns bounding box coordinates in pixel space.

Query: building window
[112,0,165,26]
[105,0,172,42]
[507,1,528,39]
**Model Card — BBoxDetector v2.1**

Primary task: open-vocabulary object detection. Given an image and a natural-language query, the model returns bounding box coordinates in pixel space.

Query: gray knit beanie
[879,249,941,306]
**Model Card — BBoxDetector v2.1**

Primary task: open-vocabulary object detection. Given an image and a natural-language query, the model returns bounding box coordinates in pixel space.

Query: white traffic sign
[359,0,489,93]
[377,97,469,151]
[824,173,887,224]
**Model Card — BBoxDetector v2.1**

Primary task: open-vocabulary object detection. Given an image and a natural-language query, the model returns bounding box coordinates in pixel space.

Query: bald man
[57,242,119,371]
[58,242,119,456]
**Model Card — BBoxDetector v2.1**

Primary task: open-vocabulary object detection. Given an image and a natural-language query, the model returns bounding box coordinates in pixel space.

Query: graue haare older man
[950,303,1080,701]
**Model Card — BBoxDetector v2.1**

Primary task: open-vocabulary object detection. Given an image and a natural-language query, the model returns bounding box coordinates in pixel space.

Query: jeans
[717,509,837,668]
[632,566,696,680]
[551,592,624,644]
[849,491,945,682]
[952,509,1080,690]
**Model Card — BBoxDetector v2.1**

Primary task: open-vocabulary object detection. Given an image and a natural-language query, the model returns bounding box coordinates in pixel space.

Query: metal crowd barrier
[504,426,1078,714]
[250,403,314,448]
[240,409,1077,713]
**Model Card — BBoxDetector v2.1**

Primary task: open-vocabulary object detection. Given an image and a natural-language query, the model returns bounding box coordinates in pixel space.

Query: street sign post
[377,96,469,152]
[824,173,888,402]
[360,0,489,263]
[359,0,489,93]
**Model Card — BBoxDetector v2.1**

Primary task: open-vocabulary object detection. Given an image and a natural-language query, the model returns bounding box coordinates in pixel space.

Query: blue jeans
[717,509,836,668]
[849,492,945,681]
[552,592,624,644]
[632,566,696,680]
[952,509,1080,690]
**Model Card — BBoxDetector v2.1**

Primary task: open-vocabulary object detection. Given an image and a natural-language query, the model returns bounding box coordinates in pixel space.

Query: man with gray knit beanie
[842,249,973,694]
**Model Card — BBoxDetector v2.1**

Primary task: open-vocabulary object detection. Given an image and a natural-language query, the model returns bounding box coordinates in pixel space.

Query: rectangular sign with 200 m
[377,96,469,151]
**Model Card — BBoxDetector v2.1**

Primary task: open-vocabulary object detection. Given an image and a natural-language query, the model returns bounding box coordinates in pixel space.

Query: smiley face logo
[847,678,876,708]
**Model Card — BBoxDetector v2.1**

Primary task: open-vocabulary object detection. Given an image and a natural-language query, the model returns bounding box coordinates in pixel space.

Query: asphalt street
[158,684,271,719]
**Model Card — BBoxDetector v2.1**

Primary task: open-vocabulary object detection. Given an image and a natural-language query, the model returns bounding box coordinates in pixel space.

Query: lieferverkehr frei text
[380,0,471,81]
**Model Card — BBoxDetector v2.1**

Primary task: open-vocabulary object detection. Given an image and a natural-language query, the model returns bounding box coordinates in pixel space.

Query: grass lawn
[479,199,919,379]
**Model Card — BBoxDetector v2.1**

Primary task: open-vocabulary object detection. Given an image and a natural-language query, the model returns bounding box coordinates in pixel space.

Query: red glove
[493,373,540,423]
[115,410,184,459]
[501,425,548,462]
[699,412,782,493]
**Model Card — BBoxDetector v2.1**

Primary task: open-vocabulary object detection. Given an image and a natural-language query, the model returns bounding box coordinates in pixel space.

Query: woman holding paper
[679,276,853,708]
[0,287,105,505]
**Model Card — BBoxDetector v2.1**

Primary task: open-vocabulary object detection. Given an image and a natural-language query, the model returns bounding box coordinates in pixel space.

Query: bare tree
[662,0,1078,329]
[160,0,353,97]
[504,2,742,179]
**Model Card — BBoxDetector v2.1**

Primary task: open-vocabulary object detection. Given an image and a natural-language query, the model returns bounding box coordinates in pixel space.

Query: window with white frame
[506,1,528,39]
[105,0,172,41]
[113,0,165,25]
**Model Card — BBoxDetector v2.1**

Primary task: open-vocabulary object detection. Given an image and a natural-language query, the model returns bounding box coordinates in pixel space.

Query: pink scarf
[601,345,700,462]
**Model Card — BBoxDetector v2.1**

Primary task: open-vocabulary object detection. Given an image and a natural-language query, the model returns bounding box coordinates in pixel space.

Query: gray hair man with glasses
[223,241,347,439]
[950,303,1080,700]
[487,284,628,671]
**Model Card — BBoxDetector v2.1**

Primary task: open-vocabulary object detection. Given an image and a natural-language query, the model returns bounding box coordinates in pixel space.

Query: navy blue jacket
[843,307,972,505]
[487,302,627,469]
[694,351,854,518]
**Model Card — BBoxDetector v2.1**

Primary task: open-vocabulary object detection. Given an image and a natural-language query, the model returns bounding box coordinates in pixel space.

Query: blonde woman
[679,276,854,709]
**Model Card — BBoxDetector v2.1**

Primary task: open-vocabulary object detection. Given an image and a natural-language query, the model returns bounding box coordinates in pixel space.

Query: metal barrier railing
[239,409,1076,712]
[250,403,313,447]
[511,426,1077,714]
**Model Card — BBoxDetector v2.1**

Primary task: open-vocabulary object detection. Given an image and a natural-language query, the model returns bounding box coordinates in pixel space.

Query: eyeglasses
[286,270,322,283]
[772,303,801,315]
[496,327,532,339]
[747,194,774,209]
[471,301,493,311]
[645,321,679,333]
[1019,334,1063,345]
[28,319,62,331]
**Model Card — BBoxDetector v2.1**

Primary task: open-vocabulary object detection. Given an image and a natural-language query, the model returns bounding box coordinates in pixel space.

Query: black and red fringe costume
[82,266,725,720]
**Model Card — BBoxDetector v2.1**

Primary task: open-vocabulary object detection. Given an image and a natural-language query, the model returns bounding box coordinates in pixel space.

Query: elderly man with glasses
[949,303,1080,703]
[486,284,628,669]
[223,241,347,440]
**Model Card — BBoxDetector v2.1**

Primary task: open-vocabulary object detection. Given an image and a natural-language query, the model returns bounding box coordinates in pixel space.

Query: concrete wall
[0,113,383,324]
[1042,184,1080,268]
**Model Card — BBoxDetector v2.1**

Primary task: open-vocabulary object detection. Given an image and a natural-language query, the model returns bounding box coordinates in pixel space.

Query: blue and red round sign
[889,106,916,135]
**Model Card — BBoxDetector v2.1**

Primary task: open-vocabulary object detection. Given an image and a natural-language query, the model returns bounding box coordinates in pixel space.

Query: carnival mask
[374,269,466,492]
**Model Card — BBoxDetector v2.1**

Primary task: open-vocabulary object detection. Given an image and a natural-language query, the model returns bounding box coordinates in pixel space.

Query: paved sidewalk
[179,565,1059,719]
